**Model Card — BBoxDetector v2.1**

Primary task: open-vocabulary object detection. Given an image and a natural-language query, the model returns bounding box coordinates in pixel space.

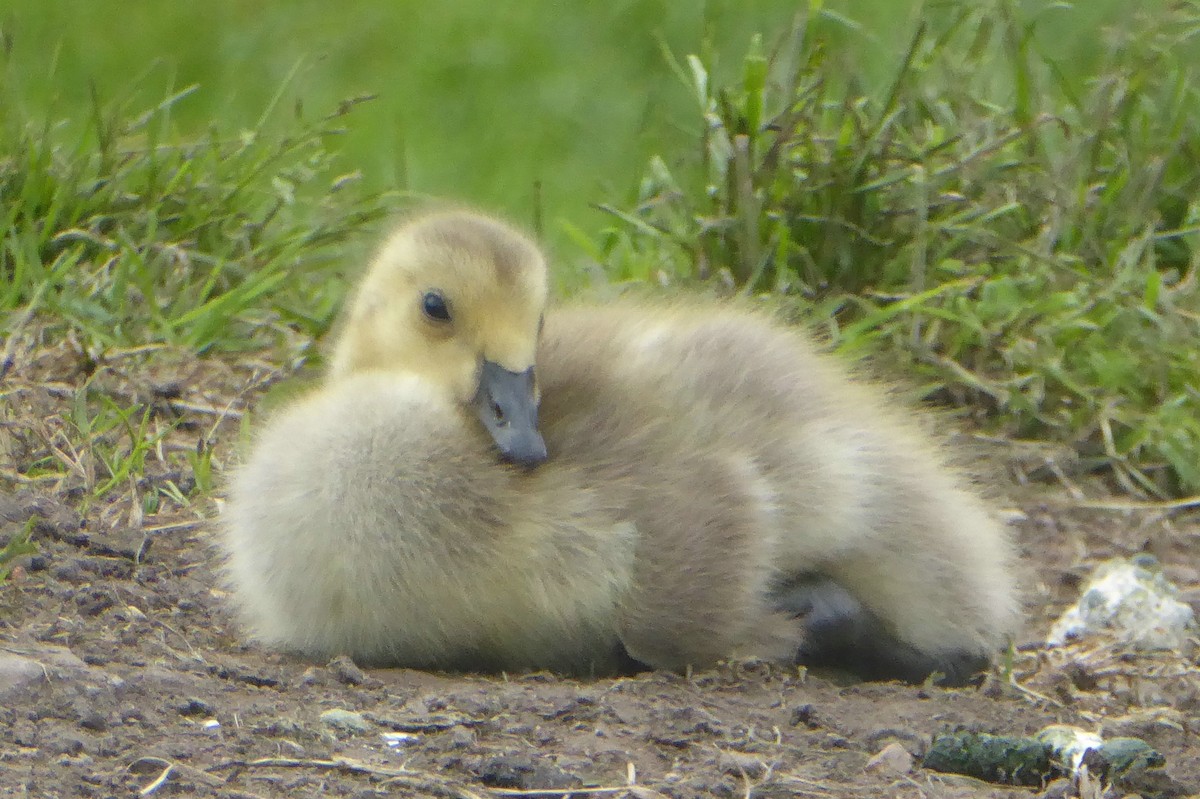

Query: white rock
[1036,725,1103,771]
[1047,555,1196,651]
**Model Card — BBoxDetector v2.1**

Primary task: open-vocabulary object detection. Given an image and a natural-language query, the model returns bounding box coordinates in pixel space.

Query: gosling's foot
[770,575,988,686]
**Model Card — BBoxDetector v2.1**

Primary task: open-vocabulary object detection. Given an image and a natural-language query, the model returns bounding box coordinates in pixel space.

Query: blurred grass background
[1,0,1134,252]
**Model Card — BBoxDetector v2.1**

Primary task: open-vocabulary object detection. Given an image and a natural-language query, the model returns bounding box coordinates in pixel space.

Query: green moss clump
[924,732,1056,787]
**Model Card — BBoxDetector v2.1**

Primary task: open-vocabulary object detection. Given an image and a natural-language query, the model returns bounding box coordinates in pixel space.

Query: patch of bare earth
[1,340,1197,798]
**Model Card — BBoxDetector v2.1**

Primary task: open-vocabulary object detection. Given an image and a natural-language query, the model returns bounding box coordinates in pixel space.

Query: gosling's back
[537,305,1018,668]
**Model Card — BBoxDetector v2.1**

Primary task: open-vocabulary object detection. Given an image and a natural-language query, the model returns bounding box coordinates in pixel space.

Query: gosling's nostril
[491,401,506,425]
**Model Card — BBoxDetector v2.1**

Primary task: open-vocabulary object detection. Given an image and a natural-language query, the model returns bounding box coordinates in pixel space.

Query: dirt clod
[326,653,369,686]
[789,702,820,728]
[177,697,215,717]
[319,708,372,734]
[476,754,580,791]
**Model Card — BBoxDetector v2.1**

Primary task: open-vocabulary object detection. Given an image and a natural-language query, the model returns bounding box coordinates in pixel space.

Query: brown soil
[1,343,1198,798]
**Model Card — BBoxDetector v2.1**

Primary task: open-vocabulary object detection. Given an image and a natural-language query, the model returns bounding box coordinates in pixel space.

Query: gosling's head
[331,210,550,467]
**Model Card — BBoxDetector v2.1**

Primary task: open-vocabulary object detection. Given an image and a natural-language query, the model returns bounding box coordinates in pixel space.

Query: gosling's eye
[421,290,451,322]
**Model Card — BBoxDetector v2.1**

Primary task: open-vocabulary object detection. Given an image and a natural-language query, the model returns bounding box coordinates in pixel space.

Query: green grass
[2,0,1199,499]
[595,1,1200,496]
[0,519,37,584]
[1,87,390,354]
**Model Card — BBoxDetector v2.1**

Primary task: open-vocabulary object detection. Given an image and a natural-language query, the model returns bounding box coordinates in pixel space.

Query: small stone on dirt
[51,738,85,756]
[865,728,925,758]
[319,708,372,734]
[0,653,46,697]
[150,379,185,399]
[1,644,122,700]
[477,755,579,791]
[790,703,820,728]
[326,654,367,685]
[177,698,214,717]
[865,742,914,776]
[297,666,325,687]
[449,727,475,749]
[76,709,107,732]
[51,561,84,582]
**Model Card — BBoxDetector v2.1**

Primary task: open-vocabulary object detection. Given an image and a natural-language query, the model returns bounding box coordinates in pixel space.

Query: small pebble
[477,755,578,791]
[259,717,305,737]
[51,738,85,756]
[177,698,214,717]
[77,710,107,732]
[326,655,366,686]
[319,708,372,734]
[0,653,46,698]
[449,727,476,749]
[278,739,305,756]
[297,667,324,687]
[865,742,914,776]
[52,561,83,582]
[790,703,820,728]
[151,379,184,399]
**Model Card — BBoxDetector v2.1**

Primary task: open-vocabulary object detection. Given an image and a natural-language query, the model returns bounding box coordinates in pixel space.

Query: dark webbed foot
[770,575,988,686]
[612,640,652,677]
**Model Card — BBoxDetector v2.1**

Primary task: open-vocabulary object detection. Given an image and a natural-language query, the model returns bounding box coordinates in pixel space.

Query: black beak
[473,360,548,468]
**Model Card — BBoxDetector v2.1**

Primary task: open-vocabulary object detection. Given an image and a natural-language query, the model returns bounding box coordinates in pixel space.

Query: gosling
[219,210,1019,685]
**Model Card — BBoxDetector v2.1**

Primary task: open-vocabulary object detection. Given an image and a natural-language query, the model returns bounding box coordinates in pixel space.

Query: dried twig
[138,762,173,796]
[210,757,487,799]
[168,399,245,420]
[130,756,224,795]
[209,756,650,799]
[141,518,207,534]
[489,788,632,797]
[1056,495,1200,512]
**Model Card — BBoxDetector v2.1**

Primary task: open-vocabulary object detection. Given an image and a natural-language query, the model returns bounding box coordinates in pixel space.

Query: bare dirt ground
[1,344,1198,798]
